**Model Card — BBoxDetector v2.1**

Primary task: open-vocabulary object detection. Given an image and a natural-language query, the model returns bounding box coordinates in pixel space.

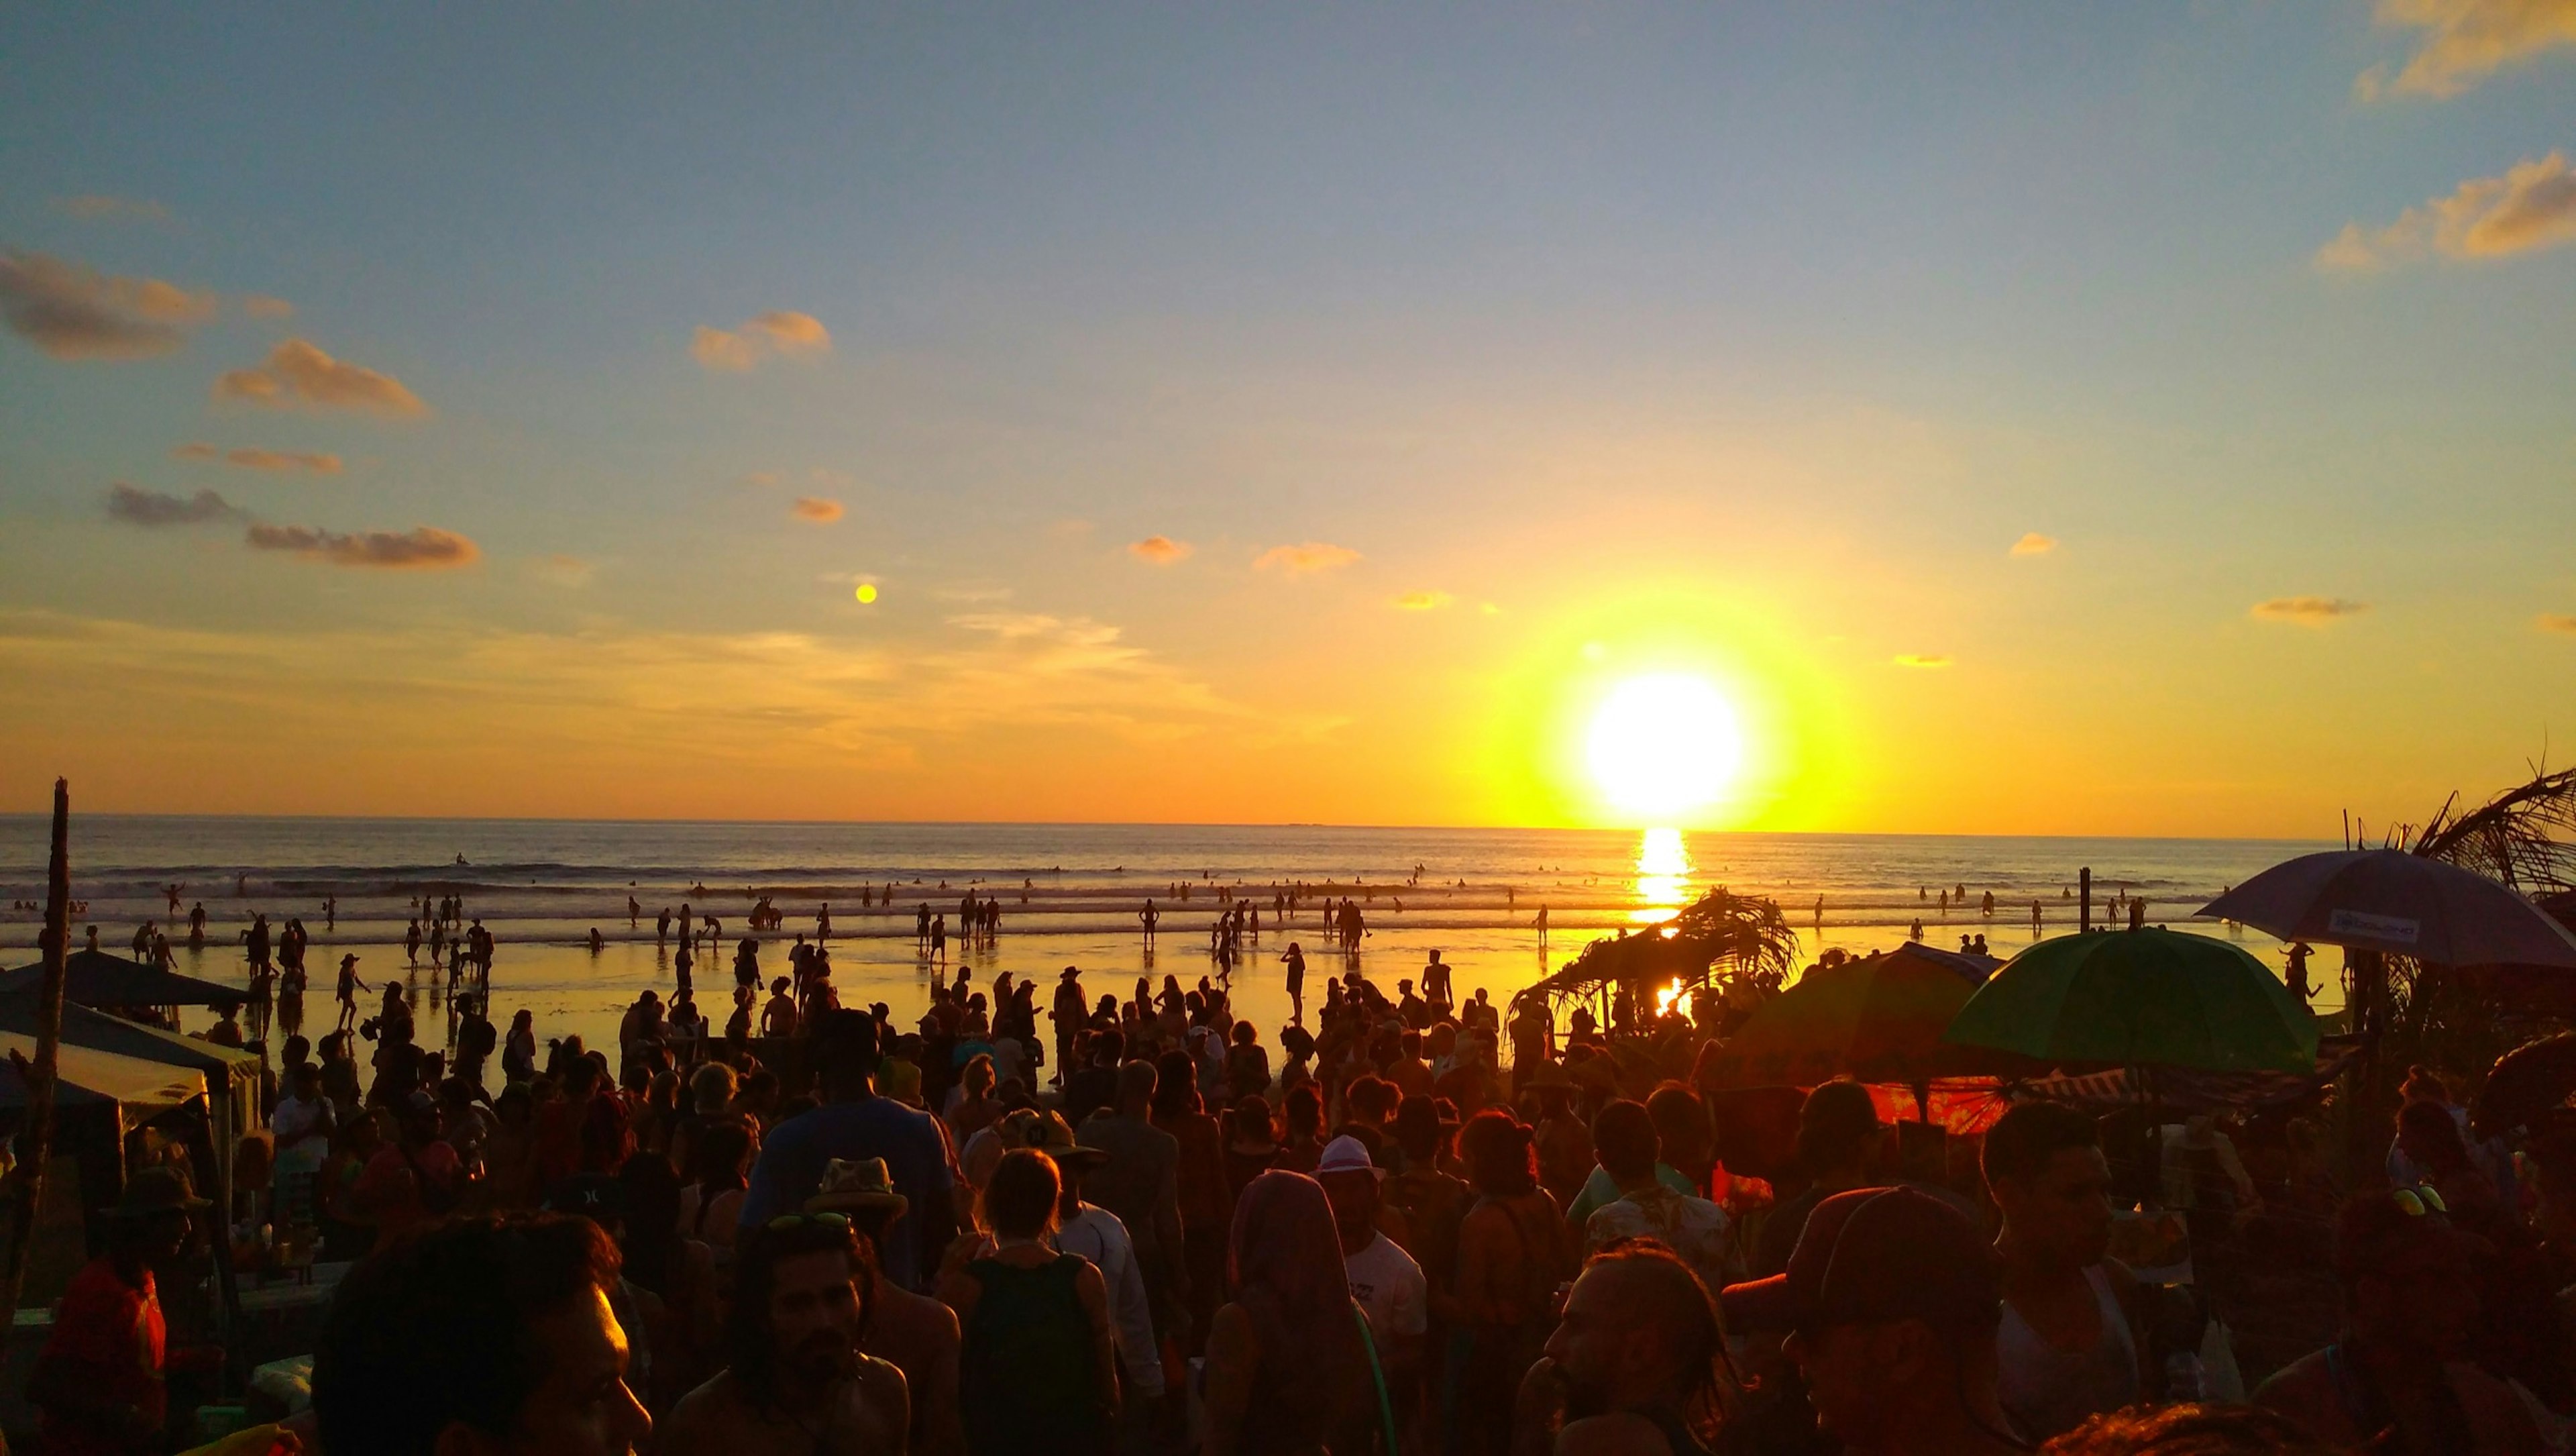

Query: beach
[0,817,2335,1056]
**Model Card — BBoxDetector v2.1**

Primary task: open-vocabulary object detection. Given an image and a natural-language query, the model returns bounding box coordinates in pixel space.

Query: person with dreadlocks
[656,1214,911,1456]
[1522,1239,1730,1456]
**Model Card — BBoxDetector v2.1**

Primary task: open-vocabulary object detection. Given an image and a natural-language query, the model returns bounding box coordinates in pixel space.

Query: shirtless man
[658,1216,910,1456]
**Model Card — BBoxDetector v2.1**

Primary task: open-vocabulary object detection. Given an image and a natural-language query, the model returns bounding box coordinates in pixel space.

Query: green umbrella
[1941,928,2317,1074]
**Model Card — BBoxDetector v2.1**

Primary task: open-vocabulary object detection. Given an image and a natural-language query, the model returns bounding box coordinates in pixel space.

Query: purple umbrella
[2196,848,2576,970]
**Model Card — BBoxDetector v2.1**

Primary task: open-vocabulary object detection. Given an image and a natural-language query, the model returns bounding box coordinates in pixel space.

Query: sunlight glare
[1631,825,1693,923]
[1587,673,1743,821]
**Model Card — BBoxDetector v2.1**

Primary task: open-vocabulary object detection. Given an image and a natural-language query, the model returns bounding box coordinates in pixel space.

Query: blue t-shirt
[739,1096,954,1290]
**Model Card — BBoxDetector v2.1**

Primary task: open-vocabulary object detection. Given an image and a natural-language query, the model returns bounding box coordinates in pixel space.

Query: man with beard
[1528,1241,1726,1456]
[659,1215,911,1456]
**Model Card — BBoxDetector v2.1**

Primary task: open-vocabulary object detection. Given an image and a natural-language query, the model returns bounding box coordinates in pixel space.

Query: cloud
[2253,596,2370,624]
[692,310,832,372]
[533,554,594,588]
[106,483,240,527]
[1128,535,1191,564]
[213,338,427,416]
[2538,613,2576,635]
[52,195,169,223]
[1254,541,1362,575]
[2319,152,2576,270]
[1892,654,1953,669]
[1393,590,1455,611]
[2010,532,2059,557]
[245,523,478,569]
[241,295,295,320]
[173,443,343,474]
[791,497,845,523]
[738,470,782,489]
[2357,0,2576,99]
[0,250,217,360]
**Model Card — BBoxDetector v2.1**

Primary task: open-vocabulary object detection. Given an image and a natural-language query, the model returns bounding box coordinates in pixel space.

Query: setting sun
[1587,673,1744,822]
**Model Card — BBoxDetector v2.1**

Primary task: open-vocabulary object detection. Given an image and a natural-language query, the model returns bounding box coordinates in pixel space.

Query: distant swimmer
[455,853,468,866]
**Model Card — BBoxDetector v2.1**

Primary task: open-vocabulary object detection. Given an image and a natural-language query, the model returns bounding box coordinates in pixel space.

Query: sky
[2,3,2572,836]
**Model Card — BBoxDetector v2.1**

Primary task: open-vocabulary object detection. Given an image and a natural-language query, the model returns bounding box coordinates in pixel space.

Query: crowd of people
[27,929,2576,1456]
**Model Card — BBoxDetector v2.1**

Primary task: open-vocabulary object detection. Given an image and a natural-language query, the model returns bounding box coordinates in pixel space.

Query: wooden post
[2079,867,2092,933]
[1,778,72,1323]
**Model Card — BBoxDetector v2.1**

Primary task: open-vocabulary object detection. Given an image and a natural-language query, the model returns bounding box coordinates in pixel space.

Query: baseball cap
[1719,1186,1998,1335]
[1316,1134,1382,1178]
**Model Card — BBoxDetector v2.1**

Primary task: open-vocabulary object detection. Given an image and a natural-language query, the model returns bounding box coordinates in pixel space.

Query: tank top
[1997,1265,2141,1441]
[959,1254,1112,1456]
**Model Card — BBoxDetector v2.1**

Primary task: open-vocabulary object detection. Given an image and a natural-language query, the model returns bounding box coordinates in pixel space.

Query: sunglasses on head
[766,1212,853,1233]
[2389,1185,2448,1218]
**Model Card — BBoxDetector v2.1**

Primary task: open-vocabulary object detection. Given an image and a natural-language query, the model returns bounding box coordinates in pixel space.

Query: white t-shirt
[1345,1232,1428,1342]
[270,1092,331,1174]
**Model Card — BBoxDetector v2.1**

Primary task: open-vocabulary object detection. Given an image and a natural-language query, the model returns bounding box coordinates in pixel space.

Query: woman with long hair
[1452,1110,1578,1456]
[1156,1049,1232,1353]
[1201,1169,1379,1456]
[938,1148,1118,1456]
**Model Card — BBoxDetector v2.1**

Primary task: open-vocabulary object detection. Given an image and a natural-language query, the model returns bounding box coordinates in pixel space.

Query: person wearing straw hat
[30,1167,223,1456]
[806,1158,966,1456]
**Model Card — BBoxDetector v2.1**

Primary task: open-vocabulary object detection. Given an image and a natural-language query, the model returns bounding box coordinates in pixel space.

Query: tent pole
[1,778,73,1324]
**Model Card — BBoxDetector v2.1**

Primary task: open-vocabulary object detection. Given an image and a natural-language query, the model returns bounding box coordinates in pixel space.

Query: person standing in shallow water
[938,1148,1119,1456]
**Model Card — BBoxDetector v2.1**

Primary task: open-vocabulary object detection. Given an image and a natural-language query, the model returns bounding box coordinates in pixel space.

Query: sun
[1587,672,1744,822]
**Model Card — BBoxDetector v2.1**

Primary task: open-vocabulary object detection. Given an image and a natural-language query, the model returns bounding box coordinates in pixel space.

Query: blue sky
[3,3,2571,830]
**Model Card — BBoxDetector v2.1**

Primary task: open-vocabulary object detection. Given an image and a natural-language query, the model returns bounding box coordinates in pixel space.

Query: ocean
[0,816,2337,1058]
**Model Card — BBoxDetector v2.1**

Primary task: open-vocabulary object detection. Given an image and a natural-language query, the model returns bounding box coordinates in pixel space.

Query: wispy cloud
[1892,654,1953,669]
[2356,0,2576,99]
[245,523,478,569]
[174,443,343,474]
[52,195,170,224]
[106,484,240,527]
[1129,535,1191,564]
[2538,613,2576,635]
[2010,532,2059,557]
[2318,152,2576,270]
[214,338,427,416]
[1393,590,1454,611]
[533,554,595,588]
[2253,596,2370,624]
[791,497,845,523]
[1,250,216,360]
[692,311,832,372]
[1254,541,1361,576]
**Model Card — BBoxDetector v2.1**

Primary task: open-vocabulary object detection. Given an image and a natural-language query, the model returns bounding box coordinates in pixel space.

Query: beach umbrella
[1702,944,1989,1090]
[1941,929,2317,1075]
[2196,849,2576,970]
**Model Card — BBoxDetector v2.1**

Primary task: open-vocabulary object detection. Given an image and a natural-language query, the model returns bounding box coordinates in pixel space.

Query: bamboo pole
[1,778,72,1322]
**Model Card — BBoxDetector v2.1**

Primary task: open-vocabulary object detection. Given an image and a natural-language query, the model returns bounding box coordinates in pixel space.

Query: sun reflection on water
[1631,826,1693,923]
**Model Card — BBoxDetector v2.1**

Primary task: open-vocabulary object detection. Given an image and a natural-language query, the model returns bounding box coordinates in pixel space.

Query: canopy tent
[0,947,249,1011]
[0,1029,208,1120]
[0,998,260,1188]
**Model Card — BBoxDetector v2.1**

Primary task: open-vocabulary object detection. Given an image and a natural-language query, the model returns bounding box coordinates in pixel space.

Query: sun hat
[805,1157,908,1217]
[1316,1133,1384,1179]
[1719,1186,1998,1335]
[996,1108,1110,1167]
